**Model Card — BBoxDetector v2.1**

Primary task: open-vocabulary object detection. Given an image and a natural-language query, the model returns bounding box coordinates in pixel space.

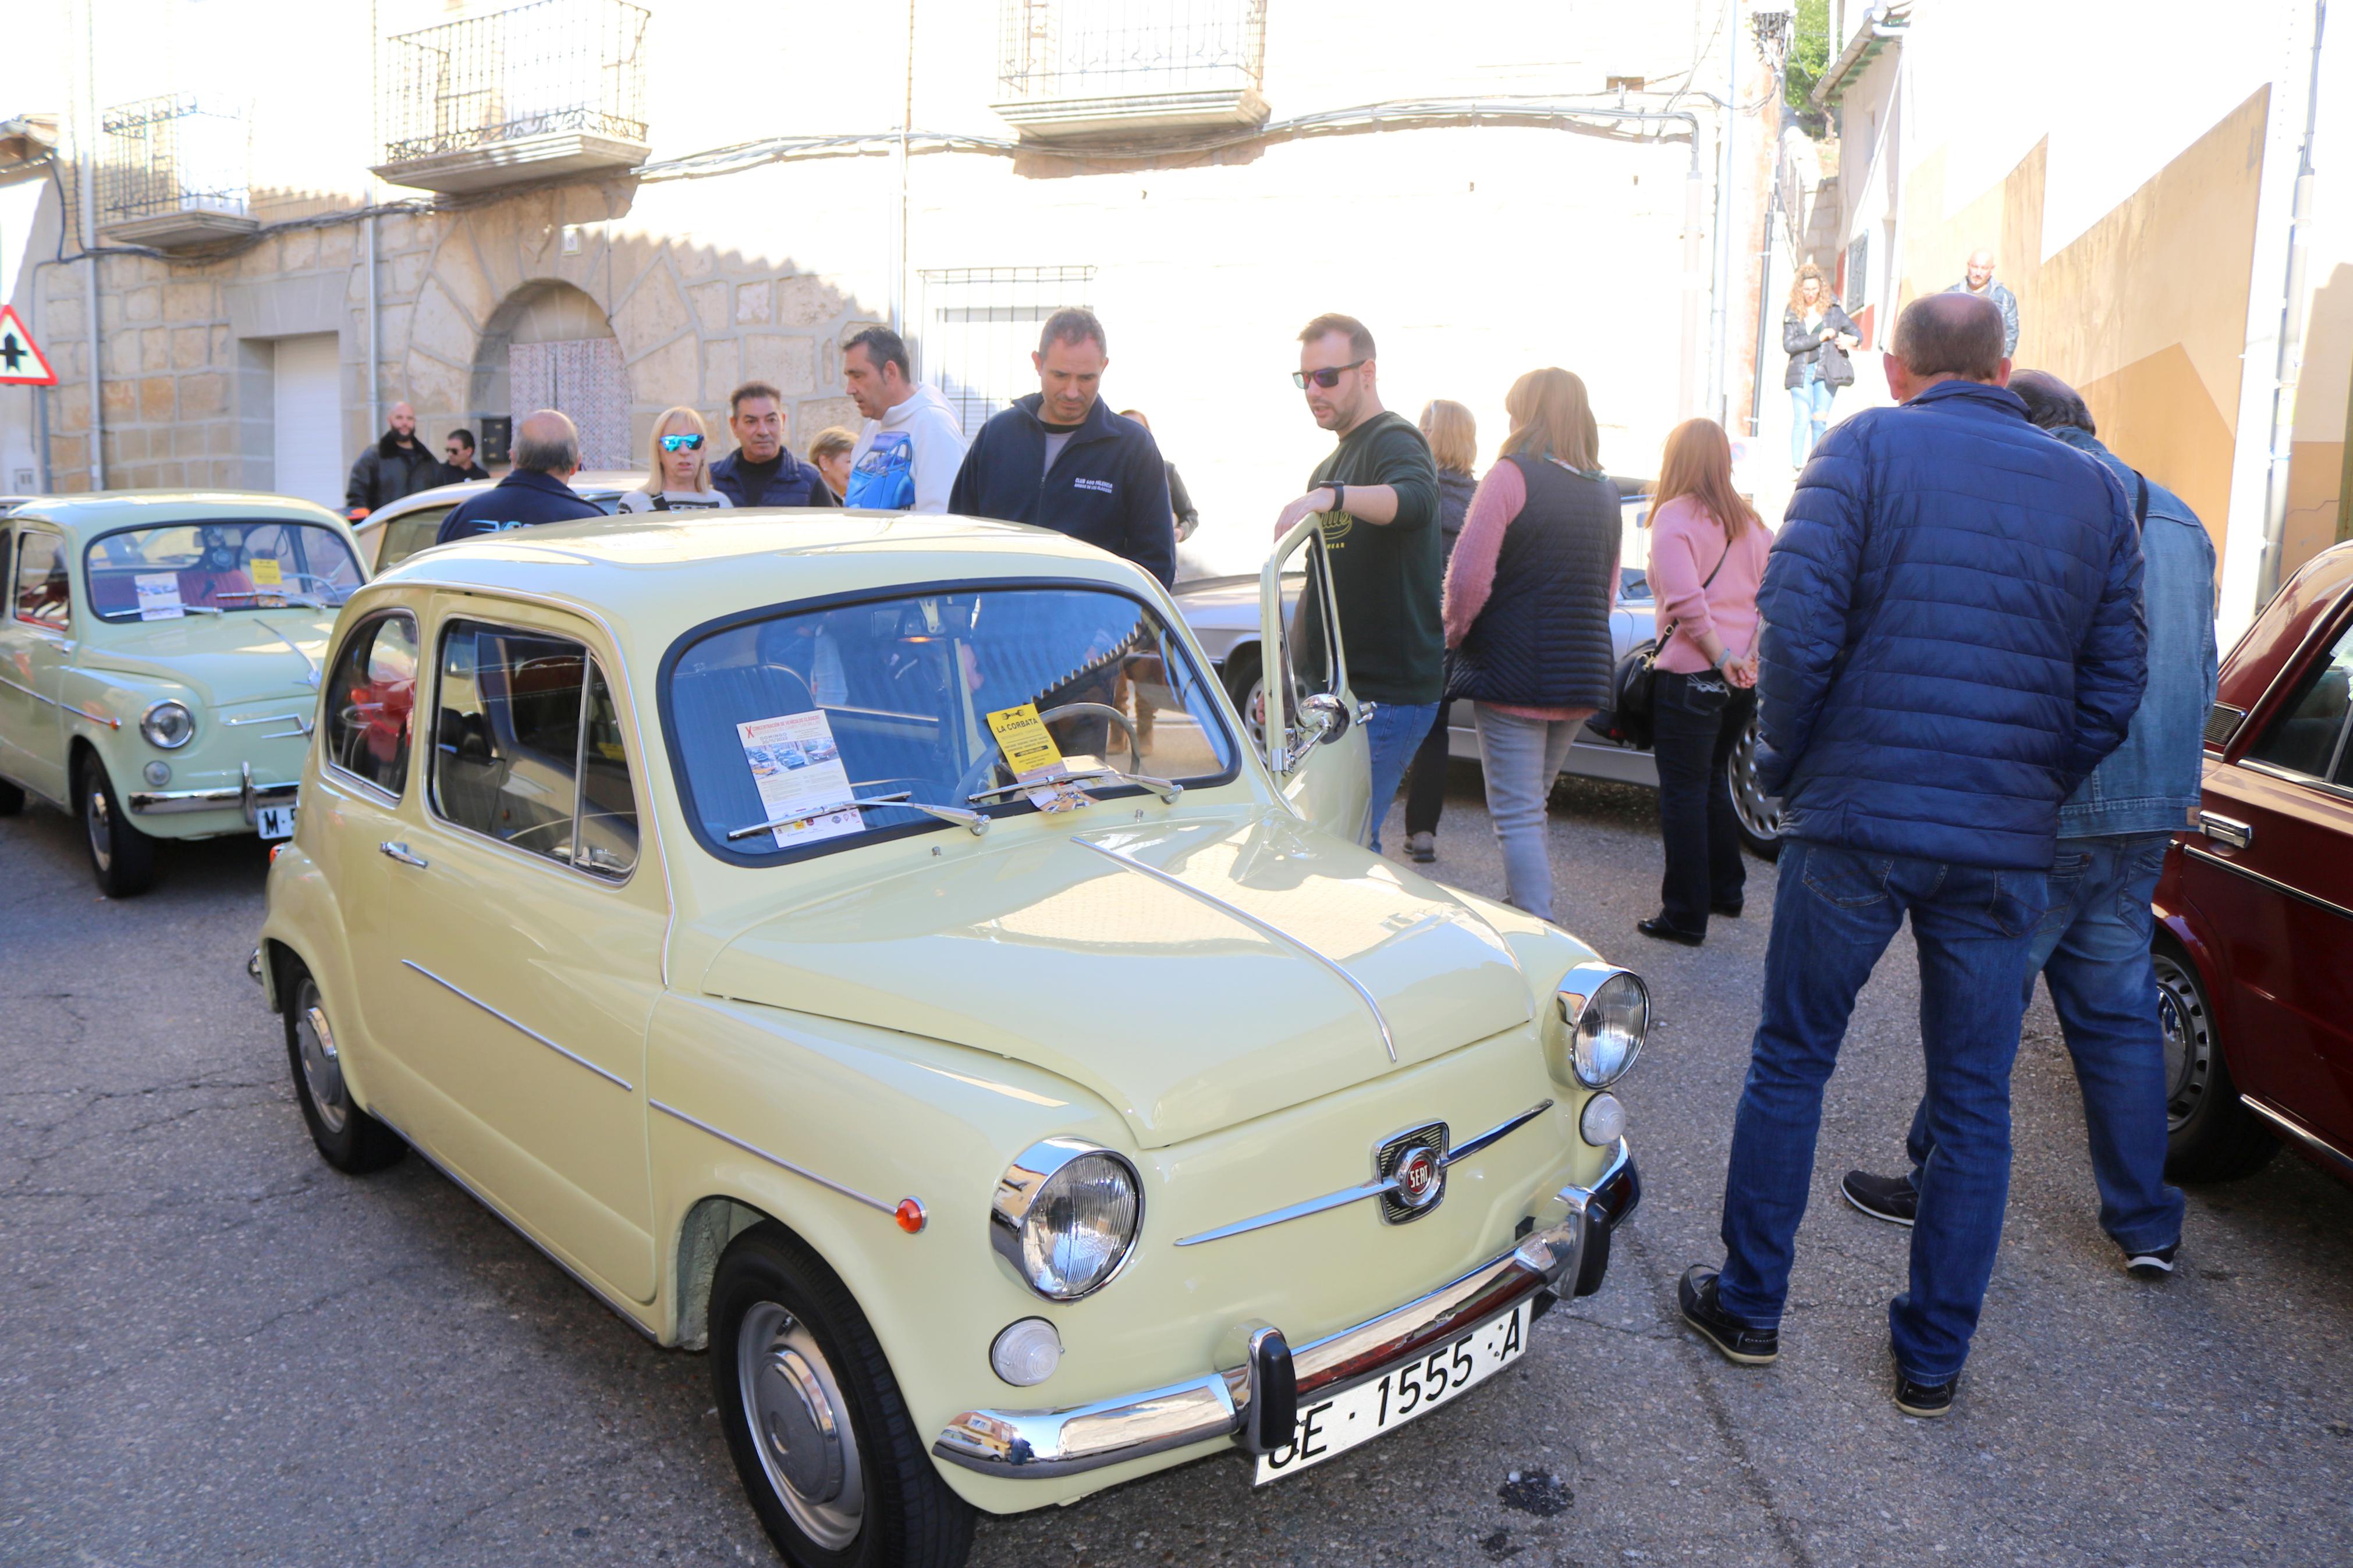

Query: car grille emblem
[1375,1122,1449,1224]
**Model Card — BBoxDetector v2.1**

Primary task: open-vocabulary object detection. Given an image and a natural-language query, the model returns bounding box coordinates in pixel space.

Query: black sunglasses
[1293,360,1367,390]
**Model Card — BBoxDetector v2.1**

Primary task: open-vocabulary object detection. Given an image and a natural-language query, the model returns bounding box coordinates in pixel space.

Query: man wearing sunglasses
[711,380,834,509]
[1275,313,1444,852]
[438,428,492,485]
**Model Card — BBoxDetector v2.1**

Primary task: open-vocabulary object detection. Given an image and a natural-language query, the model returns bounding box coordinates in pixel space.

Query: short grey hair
[1039,307,1106,356]
[514,408,581,475]
[2008,369,2096,436]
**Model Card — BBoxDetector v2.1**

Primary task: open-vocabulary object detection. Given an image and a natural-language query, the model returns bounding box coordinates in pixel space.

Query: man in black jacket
[435,410,607,545]
[948,309,1174,587]
[438,428,492,484]
[710,381,832,508]
[344,402,442,518]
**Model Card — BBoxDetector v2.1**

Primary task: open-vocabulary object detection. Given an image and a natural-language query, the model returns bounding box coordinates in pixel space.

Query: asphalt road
[5,769,2352,1567]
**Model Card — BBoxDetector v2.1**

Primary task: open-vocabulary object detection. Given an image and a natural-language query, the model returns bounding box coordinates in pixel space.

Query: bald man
[343,401,443,519]
[434,410,607,545]
[1945,249,2020,355]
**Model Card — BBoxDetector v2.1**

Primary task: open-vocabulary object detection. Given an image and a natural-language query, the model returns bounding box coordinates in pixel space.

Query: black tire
[711,1223,974,1568]
[2154,937,2277,1182]
[1222,643,1265,755]
[1725,711,1783,862]
[0,774,24,815]
[283,966,406,1175]
[77,754,157,897]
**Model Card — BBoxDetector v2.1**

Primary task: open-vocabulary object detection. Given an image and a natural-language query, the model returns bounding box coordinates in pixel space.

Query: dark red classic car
[2154,540,2353,1185]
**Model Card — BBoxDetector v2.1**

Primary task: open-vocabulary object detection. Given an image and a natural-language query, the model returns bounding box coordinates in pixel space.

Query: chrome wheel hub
[2152,953,2211,1133]
[296,997,348,1135]
[737,1302,863,1549]
[1726,714,1782,844]
[85,784,113,872]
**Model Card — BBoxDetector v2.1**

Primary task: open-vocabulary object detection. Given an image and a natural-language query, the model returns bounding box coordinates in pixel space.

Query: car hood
[81,612,333,702]
[701,813,1538,1147]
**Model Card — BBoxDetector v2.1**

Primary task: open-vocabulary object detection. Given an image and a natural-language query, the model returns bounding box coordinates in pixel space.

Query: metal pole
[893,0,914,337]
[1709,0,1741,425]
[366,214,379,443]
[81,0,103,490]
[2258,0,2328,605]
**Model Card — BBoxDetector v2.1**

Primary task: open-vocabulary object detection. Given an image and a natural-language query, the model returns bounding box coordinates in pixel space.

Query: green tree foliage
[1783,0,1832,115]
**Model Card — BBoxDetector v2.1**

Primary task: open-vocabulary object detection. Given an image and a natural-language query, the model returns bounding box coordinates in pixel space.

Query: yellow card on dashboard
[986,703,1064,779]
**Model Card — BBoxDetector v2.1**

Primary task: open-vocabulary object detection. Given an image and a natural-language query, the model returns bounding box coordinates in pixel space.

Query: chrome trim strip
[2240,1096,2353,1180]
[933,1140,1630,1479]
[2235,756,2353,806]
[2181,842,2353,923]
[1075,836,1398,1062]
[399,959,634,1090]
[650,1098,897,1217]
[129,781,299,815]
[255,617,322,688]
[225,709,314,738]
[0,671,120,729]
[1174,1100,1555,1247]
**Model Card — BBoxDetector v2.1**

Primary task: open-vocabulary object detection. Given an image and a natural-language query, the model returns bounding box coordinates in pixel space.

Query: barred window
[918,266,1096,437]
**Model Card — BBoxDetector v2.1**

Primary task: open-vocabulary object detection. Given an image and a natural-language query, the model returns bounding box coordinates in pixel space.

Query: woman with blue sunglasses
[619,406,734,514]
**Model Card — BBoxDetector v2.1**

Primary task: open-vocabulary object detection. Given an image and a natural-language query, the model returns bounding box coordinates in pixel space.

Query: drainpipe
[2258,0,2328,606]
[365,212,379,443]
[892,0,913,338]
[80,0,102,489]
[1709,0,1742,426]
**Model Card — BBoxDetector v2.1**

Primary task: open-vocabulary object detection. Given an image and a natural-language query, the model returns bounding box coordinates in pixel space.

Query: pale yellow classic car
[251,510,1645,1567]
[1,492,367,895]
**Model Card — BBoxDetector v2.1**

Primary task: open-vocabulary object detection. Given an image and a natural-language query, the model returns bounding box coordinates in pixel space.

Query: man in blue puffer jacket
[1678,294,2148,1421]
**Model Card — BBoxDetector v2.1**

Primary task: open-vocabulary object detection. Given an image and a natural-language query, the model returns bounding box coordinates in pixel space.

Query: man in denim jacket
[1842,369,2216,1282]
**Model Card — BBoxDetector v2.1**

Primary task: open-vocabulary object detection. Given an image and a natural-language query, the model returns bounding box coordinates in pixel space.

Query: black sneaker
[1841,1169,1918,1228]
[2123,1242,2178,1280]
[1677,1266,1779,1365]
[1711,899,1744,918]
[1894,1368,1957,1418]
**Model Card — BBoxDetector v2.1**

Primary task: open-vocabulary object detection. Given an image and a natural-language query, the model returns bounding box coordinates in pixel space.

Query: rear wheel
[711,1224,973,1568]
[2154,937,2277,1182]
[0,775,23,816]
[284,966,406,1174]
[77,755,157,897]
[1726,711,1782,861]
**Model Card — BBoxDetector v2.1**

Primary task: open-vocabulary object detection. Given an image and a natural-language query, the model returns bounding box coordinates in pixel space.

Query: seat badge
[1375,1122,1450,1224]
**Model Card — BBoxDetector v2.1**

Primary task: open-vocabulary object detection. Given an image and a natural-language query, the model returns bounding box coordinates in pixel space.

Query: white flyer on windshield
[134,573,186,621]
[737,711,861,848]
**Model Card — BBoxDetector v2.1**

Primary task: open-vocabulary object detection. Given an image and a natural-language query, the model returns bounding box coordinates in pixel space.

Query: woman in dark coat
[1401,399,1478,863]
[1784,262,1859,465]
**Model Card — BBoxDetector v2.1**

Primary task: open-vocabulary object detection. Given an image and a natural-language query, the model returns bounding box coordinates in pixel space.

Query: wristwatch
[1329,482,1346,515]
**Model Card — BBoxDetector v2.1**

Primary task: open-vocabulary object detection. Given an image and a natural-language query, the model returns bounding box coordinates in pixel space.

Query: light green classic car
[0,492,367,895]
[251,510,1645,1568]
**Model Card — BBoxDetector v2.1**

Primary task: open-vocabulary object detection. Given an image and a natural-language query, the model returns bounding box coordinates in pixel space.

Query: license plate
[256,804,296,840]
[1254,1299,1532,1485]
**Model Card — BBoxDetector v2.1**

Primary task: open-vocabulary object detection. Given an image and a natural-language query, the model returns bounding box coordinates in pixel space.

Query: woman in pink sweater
[1638,418,1771,946]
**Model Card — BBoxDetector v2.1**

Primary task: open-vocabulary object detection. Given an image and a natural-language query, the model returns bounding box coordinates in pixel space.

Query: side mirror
[1276,691,1352,773]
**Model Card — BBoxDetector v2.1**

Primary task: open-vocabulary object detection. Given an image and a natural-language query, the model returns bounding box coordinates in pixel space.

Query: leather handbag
[1587,540,1730,750]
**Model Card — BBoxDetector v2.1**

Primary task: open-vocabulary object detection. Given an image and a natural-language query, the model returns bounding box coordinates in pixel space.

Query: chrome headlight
[140,700,196,750]
[1554,963,1649,1088]
[990,1139,1142,1302]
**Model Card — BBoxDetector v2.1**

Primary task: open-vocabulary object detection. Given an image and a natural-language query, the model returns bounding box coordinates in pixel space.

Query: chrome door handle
[2197,812,2253,849]
[379,841,430,868]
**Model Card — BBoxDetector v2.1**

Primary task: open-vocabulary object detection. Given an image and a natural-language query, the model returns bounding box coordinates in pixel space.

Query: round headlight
[991,1140,1142,1302]
[140,701,196,750]
[1556,966,1648,1089]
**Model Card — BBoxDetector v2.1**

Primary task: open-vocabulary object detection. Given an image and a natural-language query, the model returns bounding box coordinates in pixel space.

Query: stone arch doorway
[470,280,631,470]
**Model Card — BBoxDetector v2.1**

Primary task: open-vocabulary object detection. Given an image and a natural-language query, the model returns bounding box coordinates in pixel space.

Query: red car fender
[2150,837,2235,1064]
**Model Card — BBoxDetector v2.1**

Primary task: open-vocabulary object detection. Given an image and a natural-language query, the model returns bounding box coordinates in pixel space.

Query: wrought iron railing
[998,0,1266,99]
[379,0,650,165]
[98,95,249,223]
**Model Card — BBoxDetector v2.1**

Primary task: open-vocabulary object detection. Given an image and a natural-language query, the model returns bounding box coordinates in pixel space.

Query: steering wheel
[954,749,1011,805]
[1038,702,1142,774]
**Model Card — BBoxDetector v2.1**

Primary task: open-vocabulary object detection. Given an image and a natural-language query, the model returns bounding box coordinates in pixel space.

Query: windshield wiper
[726,790,989,842]
[967,766,1184,805]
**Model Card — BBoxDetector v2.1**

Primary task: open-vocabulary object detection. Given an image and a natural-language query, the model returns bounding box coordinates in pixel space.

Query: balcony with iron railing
[993,0,1269,141]
[372,0,650,194]
[97,95,258,248]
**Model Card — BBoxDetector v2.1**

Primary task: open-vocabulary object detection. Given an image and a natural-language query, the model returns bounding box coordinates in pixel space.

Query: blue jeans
[1790,371,1833,465]
[1717,841,2049,1382]
[1472,704,1583,919]
[1904,832,2185,1253]
[1363,701,1439,852]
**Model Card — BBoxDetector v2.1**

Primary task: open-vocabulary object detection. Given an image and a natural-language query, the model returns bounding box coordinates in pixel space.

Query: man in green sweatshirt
[1273,312,1443,852]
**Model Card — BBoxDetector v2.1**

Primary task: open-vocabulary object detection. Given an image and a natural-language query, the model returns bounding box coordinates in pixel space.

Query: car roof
[360,470,649,523]
[361,509,1165,666]
[4,490,358,539]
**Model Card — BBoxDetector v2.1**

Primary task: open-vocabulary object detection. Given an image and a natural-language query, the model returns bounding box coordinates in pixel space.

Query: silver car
[1171,491,1783,859]
[350,470,650,573]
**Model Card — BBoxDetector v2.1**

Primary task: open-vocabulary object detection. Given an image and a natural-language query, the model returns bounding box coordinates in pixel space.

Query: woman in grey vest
[1440,369,1620,920]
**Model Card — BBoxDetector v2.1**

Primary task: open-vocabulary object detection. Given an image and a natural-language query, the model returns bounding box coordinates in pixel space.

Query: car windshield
[668,585,1237,861]
[84,522,364,621]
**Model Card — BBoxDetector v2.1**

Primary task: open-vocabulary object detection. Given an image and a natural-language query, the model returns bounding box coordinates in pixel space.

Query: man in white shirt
[841,326,967,513]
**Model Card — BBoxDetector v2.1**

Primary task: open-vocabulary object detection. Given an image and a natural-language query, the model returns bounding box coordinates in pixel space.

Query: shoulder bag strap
[1661,537,1733,647]
[2130,470,2150,533]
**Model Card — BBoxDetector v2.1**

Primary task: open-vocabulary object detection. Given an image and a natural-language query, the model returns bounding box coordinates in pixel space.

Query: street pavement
[5,769,2352,1567]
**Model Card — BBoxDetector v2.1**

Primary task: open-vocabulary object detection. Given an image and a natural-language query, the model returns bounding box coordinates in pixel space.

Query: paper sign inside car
[134,573,184,621]
[986,702,1092,813]
[250,557,283,592]
[737,711,860,847]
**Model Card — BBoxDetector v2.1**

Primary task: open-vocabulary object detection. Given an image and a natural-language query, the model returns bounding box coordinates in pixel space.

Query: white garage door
[272,333,344,510]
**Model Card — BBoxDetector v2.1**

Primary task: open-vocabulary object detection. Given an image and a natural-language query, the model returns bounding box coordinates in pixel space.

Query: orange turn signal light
[895,1197,927,1234]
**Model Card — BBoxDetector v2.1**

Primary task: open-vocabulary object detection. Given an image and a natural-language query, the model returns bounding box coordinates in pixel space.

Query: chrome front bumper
[932,1137,1639,1480]
[130,762,296,823]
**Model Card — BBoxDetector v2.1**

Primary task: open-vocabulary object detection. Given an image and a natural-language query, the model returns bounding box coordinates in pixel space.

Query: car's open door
[1261,516,1372,841]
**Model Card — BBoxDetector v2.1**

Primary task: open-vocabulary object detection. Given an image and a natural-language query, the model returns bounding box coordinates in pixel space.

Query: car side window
[431,618,635,879]
[379,506,455,570]
[2246,617,2353,784]
[324,613,421,798]
[13,529,70,631]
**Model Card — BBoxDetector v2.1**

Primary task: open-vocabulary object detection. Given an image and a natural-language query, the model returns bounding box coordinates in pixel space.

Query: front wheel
[2154,938,2277,1182]
[1725,712,1783,861]
[78,755,157,897]
[1222,645,1265,756]
[712,1225,973,1568]
[0,775,24,816]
